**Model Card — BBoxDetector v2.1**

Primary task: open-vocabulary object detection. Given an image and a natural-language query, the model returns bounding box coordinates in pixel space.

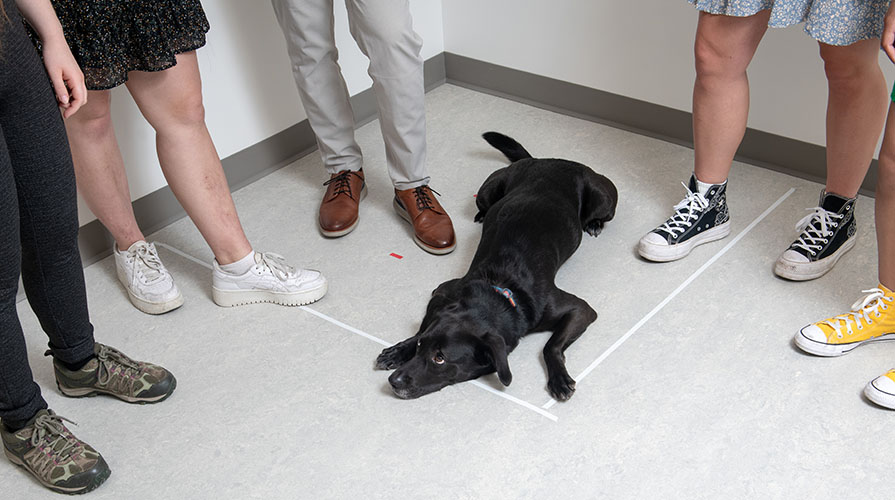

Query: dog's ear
[483,333,512,386]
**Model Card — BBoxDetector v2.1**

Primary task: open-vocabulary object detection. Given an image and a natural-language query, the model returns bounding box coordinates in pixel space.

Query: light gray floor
[7,85,893,499]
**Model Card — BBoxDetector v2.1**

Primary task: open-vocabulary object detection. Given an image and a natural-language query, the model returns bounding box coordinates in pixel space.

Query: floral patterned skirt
[688,0,890,46]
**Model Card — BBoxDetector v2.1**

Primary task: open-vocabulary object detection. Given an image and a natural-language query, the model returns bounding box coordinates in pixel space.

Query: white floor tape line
[154,242,559,422]
[541,188,796,411]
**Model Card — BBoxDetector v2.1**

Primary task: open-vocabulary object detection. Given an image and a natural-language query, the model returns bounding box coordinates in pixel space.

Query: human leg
[775,39,887,280]
[124,52,252,265]
[346,0,455,254]
[271,0,367,237]
[863,102,895,409]
[126,52,327,306]
[639,10,769,262]
[0,12,109,492]
[64,91,183,314]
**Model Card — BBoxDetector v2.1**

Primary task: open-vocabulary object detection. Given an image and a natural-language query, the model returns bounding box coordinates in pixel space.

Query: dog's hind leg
[580,171,618,237]
[474,167,511,222]
[538,289,597,401]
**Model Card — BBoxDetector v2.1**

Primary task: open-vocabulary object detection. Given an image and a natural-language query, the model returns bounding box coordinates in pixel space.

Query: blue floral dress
[688,0,891,45]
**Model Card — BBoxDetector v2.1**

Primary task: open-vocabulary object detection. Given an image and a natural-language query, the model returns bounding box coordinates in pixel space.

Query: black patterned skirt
[31,0,210,90]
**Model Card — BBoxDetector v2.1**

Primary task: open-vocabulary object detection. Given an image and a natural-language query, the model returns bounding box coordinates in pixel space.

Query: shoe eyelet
[810,251,817,256]
[672,235,677,239]
[837,333,843,338]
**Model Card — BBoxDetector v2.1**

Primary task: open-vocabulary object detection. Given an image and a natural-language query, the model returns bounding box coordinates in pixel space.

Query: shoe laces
[823,288,894,338]
[323,171,362,199]
[256,252,296,281]
[656,182,709,238]
[96,345,142,391]
[29,411,83,471]
[130,243,165,283]
[411,186,444,214]
[792,207,843,256]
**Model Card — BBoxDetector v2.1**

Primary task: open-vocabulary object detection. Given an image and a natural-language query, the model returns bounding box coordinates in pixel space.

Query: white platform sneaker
[114,241,183,314]
[212,252,327,307]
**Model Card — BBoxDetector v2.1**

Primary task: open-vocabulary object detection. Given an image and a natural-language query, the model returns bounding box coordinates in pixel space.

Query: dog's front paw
[547,373,577,401]
[375,344,410,370]
[584,220,604,237]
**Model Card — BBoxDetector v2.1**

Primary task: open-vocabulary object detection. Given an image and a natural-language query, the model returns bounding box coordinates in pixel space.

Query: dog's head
[388,299,513,400]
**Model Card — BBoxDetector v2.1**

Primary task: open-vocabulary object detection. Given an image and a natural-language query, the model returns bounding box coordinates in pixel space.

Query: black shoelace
[323,171,362,199]
[412,186,444,214]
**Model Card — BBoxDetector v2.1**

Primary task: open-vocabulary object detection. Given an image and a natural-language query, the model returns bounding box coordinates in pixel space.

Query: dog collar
[491,285,517,308]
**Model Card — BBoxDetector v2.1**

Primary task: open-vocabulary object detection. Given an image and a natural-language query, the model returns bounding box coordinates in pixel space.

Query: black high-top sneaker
[775,190,856,281]
[638,174,731,262]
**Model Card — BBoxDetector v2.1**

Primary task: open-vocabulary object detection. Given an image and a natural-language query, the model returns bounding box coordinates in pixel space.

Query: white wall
[442,0,895,153]
[80,0,445,226]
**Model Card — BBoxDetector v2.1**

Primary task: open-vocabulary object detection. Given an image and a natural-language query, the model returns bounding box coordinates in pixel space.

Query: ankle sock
[695,176,726,196]
[218,250,256,275]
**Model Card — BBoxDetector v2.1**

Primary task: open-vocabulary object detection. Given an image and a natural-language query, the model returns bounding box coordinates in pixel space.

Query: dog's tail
[482,132,533,162]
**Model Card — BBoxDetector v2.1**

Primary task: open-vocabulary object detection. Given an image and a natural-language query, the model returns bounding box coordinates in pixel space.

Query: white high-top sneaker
[114,241,183,314]
[212,252,327,307]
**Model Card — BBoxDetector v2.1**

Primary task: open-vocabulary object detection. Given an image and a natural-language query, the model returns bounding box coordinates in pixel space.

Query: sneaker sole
[212,281,328,307]
[774,235,856,281]
[637,221,731,262]
[319,186,367,238]
[794,327,895,357]
[4,449,111,495]
[124,288,184,315]
[57,376,177,404]
[392,198,457,255]
[865,379,895,409]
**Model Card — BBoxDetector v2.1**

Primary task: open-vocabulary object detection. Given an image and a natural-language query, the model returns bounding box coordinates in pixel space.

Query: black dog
[375,132,618,401]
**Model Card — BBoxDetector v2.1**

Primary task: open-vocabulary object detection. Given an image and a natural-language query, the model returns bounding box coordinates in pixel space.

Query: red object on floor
[390,253,403,259]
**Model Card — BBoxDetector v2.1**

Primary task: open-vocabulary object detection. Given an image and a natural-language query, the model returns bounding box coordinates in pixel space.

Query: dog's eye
[433,352,445,365]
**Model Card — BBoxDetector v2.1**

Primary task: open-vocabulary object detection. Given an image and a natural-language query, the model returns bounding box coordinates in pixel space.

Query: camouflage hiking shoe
[1,409,110,495]
[49,343,176,404]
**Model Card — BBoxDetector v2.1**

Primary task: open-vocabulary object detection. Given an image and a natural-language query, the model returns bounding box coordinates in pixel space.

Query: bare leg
[124,52,252,265]
[877,105,895,290]
[819,39,888,199]
[692,10,770,184]
[64,91,145,250]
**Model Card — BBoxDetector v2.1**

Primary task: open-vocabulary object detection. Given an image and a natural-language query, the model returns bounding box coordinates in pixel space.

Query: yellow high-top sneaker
[865,369,895,410]
[795,285,895,356]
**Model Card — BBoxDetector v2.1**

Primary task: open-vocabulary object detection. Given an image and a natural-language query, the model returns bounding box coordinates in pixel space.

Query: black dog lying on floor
[375,132,618,401]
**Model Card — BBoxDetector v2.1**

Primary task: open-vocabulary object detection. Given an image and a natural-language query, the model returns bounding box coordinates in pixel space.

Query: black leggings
[0,0,95,425]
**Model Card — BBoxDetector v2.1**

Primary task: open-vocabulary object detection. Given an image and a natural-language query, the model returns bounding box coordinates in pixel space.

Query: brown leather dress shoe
[393,185,456,255]
[319,169,366,237]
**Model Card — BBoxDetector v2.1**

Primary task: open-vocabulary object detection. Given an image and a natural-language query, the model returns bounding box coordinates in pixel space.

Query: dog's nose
[389,370,411,390]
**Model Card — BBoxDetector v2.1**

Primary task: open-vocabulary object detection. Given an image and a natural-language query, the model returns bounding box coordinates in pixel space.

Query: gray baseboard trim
[77,53,447,265]
[443,52,878,197]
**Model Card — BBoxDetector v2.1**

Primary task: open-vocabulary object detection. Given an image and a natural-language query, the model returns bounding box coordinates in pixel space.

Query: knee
[159,94,206,130]
[878,149,895,192]
[820,45,879,89]
[68,100,114,139]
[352,16,421,58]
[694,35,746,82]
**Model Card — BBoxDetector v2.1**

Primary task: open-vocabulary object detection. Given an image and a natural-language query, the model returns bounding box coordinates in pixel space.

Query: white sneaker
[212,252,327,307]
[114,241,183,314]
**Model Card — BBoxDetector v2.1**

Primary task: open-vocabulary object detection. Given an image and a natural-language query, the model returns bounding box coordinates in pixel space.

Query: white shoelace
[130,243,165,283]
[656,182,709,238]
[791,207,843,256]
[257,252,296,281]
[823,288,893,338]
